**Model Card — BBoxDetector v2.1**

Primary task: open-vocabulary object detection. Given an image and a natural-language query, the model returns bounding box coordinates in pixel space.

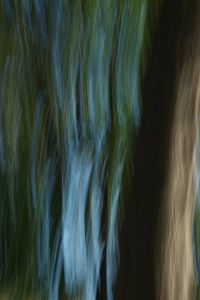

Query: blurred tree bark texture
[115,0,200,300]
[0,0,200,299]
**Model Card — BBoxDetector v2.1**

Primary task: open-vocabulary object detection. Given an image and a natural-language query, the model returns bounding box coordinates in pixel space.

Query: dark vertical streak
[115,0,191,299]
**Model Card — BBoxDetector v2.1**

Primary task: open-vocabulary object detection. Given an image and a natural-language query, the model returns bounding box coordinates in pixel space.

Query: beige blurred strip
[156,27,200,300]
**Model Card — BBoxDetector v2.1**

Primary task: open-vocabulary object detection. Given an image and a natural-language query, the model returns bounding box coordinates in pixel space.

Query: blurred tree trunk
[114,0,200,299]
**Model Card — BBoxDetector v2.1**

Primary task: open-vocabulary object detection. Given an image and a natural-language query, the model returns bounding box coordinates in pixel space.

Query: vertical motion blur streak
[1,1,200,300]
[0,0,149,299]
